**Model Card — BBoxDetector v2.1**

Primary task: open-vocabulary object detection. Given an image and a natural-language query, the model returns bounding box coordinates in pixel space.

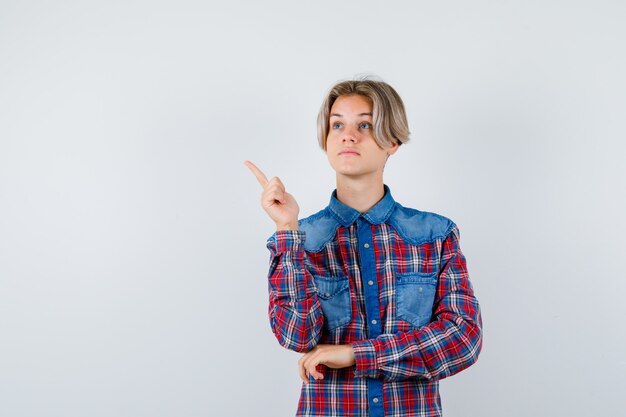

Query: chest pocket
[396,271,438,328]
[313,274,352,330]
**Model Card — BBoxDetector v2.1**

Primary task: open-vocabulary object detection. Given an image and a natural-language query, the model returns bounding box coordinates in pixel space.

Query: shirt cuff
[352,340,381,379]
[267,230,305,253]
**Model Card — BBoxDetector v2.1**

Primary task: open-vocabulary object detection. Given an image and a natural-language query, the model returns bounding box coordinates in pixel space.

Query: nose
[342,126,358,143]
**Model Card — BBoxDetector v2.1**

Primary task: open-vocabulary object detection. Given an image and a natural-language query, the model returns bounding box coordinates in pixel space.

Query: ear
[386,142,400,156]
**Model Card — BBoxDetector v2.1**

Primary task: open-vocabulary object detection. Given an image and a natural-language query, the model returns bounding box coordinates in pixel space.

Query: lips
[339,149,360,156]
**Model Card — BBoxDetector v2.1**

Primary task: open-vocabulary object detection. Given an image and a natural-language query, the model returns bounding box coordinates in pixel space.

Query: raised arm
[245,160,324,352]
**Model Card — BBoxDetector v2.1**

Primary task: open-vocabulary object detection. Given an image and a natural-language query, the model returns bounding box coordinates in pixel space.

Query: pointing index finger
[244,160,269,188]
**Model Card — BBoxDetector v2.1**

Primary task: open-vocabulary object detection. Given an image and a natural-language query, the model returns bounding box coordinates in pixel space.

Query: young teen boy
[245,79,482,417]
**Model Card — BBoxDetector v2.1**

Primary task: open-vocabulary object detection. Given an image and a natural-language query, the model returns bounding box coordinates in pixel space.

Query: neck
[335,174,385,213]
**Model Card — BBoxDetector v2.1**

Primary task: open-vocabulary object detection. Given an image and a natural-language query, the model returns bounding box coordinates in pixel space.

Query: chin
[336,169,371,178]
[333,165,361,175]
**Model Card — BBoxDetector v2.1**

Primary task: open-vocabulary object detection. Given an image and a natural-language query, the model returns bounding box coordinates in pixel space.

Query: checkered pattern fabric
[266,187,482,417]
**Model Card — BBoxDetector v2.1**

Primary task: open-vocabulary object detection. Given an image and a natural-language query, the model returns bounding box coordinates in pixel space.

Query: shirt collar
[328,184,396,227]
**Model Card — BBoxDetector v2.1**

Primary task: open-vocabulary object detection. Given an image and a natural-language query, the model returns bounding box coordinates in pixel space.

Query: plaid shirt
[266,185,482,417]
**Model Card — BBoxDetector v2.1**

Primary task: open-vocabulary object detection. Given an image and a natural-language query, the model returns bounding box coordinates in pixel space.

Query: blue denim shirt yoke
[299,185,455,253]
[297,185,455,417]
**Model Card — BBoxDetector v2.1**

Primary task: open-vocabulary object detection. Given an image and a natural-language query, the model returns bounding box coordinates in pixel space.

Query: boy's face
[325,94,399,180]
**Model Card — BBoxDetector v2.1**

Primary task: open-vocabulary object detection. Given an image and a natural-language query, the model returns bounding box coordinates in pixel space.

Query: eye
[360,122,372,129]
[332,122,342,129]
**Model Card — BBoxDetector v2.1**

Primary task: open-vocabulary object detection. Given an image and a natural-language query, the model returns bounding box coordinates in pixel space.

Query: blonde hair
[317,77,410,150]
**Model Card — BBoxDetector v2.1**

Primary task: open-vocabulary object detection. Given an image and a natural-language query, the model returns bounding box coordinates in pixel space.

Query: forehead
[330,94,373,115]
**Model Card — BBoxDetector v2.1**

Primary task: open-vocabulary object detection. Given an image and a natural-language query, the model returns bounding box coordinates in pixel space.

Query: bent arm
[267,230,324,352]
[352,226,483,381]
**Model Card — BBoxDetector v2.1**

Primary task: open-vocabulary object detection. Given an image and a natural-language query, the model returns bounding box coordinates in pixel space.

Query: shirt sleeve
[351,225,483,381]
[266,229,324,353]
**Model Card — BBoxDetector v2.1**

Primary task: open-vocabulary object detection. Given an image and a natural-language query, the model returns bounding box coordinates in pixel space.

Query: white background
[1,1,625,416]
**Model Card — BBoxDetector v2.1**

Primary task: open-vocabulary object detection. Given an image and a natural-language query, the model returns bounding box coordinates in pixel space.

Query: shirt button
[368,280,374,286]
[371,319,377,325]
[363,243,370,248]
[295,238,301,244]
[324,292,330,297]
[373,397,379,404]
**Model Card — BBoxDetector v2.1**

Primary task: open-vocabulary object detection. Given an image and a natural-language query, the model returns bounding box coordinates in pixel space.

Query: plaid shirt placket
[266,230,323,352]
[351,226,483,381]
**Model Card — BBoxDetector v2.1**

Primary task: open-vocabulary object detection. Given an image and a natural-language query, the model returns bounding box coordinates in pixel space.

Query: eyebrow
[330,112,373,117]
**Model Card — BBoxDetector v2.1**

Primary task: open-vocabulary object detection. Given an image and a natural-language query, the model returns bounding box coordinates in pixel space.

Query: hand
[244,160,300,230]
[298,344,356,384]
